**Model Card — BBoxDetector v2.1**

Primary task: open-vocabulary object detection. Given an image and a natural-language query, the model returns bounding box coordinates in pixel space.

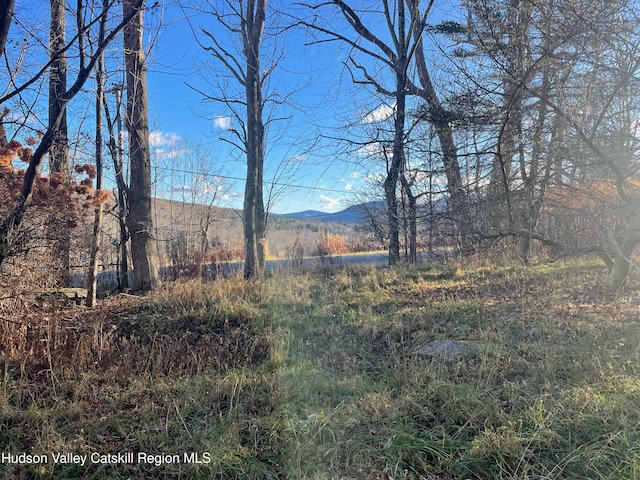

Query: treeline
[1,0,639,296]
[309,0,640,289]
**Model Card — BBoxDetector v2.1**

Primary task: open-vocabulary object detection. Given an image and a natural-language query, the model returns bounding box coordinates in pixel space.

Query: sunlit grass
[2,259,640,478]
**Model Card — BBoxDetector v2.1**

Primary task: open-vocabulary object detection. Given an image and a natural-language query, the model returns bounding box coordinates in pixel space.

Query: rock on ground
[410,339,481,360]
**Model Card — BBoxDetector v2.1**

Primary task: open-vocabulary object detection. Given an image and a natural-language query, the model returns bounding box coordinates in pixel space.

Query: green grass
[2,259,640,478]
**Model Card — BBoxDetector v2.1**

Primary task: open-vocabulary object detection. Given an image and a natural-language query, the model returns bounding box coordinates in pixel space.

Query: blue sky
[3,1,457,214]
[141,1,456,213]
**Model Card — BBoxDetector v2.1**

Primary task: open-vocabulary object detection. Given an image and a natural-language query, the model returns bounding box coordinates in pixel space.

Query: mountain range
[277,202,384,224]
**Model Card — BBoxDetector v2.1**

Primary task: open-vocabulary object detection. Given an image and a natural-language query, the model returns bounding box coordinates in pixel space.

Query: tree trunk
[49,0,71,286]
[243,174,258,278]
[407,0,465,246]
[242,0,267,279]
[518,67,550,265]
[0,0,14,57]
[114,88,129,290]
[49,0,68,178]
[123,0,159,292]
[400,173,418,263]
[384,0,409,266]
[385,173,401,265]
[408,196,417,263]
[386,88,408,266]
[87,50,105,307]
[104,85,129,291]
[607,223,640,290]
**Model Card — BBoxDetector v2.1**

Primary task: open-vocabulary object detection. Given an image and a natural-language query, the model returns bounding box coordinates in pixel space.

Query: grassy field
[1,259,640,479]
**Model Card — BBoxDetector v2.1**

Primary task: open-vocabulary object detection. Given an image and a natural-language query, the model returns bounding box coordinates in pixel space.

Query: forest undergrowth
[1,258,639,479]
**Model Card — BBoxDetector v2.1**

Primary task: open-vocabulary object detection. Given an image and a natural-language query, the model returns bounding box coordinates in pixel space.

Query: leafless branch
[200,29,246,85]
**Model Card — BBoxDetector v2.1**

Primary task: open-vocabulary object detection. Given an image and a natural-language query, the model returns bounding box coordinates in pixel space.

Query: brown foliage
[316,233,350,256]
[0,135,110,210]
[205,243,244,263]
[0,131,107,283]
[538,180,637,252]
[166,237,244,281]
[74,163,97,179]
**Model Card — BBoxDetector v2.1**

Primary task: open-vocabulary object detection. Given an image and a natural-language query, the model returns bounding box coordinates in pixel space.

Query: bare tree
[462,0,640,287]
[406,0,465,244]
[87,48,105,307]
[103,84,129,291]
[302,0,437,264]
[0,0,143,267]
[48,0,71,285]
[193,0,269,278]
[151,137,228,279]
[123,0,159,291]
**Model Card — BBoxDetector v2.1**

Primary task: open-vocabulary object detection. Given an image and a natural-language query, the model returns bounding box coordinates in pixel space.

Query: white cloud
[150,130,180,148]
[319,194,342,211]
[214,116,232,130]
[153,148,186,160]
[202,181,225,196]
[223,190,242,199]
[149,131,184,160]
[363,103,395,123]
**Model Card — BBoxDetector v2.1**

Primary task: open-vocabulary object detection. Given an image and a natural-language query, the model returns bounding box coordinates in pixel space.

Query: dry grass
[1,259,640,479]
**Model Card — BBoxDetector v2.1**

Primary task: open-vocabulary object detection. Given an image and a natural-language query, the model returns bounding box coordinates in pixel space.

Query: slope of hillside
[88,197,377,275]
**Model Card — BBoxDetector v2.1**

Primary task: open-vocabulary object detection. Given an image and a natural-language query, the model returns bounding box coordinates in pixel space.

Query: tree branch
[0,0,117,106]
[295,4,393,68]
[200,29,246,85]
[347,57,396,97]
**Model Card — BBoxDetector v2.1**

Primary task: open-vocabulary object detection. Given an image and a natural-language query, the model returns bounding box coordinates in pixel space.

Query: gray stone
[410,340,481,360]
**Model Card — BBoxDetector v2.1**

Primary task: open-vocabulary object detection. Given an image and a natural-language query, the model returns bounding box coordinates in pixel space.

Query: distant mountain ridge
[277,202,383,224]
